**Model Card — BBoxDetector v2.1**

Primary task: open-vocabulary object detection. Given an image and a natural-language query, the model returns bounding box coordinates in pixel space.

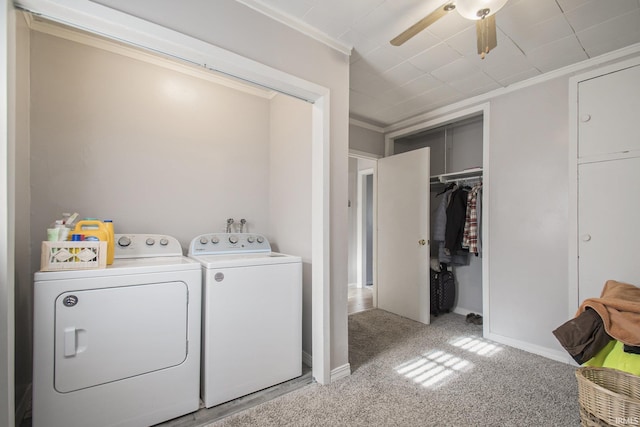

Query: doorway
[348,155,376,314]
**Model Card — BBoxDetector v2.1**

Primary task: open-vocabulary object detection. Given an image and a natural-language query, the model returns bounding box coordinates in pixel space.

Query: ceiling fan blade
[476,15,497,58]
[390,3,454,47]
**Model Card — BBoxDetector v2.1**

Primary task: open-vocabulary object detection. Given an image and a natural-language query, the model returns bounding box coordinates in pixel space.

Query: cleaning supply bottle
[103,219,115,265]
[69,220,112,265]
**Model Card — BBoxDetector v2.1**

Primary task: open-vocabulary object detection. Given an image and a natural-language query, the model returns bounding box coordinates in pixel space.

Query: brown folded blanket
[577,280,640,346]
[552,308,612,364]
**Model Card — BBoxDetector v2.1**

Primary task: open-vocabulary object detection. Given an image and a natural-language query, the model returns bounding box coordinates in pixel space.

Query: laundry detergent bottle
[69,220,113,265]
[103,219,115,265]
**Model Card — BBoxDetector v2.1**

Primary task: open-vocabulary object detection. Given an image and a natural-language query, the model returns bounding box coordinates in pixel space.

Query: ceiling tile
[498,0,563,27]
[396,74,443,97]
[408,43,462,73]
[576,9,640,57]
[499,14,575,53]
[525,35,589,72]
[381,61,426,87]
[425,10,475,41]
[431,58,483,83]
[302,0,383,37]
[448,71,502,95]
[253,0,640,126]
[352,45,406,74]
[556,0,592,13]
[565,0,639,32]
[498,68,542,86]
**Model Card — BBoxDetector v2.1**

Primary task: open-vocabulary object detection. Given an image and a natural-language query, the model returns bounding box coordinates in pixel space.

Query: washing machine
[188,232,302,408]
[33,234,202,427]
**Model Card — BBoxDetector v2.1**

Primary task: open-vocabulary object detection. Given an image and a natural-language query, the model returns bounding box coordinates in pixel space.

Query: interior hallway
[348,284,373,314]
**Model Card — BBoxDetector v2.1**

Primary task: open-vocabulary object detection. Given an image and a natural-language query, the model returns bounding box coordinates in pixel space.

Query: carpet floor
[207,309,580,427]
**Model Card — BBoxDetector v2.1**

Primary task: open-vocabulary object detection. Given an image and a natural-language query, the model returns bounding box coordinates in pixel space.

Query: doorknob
[418,239,426,246]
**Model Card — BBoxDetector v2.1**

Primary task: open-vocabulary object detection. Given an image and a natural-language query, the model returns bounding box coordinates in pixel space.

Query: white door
[578,156,640,302]
[377,148,431,324]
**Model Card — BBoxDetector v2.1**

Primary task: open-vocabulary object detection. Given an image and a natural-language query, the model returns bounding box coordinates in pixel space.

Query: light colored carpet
[207,309,579,426]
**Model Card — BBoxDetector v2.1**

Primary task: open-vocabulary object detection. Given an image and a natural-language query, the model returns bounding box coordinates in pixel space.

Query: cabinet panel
[578,157,640,302]
[578,64,640,158]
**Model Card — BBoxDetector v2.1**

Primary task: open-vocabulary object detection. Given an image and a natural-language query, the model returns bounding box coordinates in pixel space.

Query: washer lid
[189,252,301,268]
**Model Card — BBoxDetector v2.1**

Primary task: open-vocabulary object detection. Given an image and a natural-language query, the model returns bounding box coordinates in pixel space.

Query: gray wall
[268,94,313,357]
[487,76,570,355]
[349,123,384,157]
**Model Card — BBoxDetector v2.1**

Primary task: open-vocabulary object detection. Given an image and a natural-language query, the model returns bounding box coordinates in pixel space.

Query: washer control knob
[229,235,238,244]
[200,237,209,245]
[159,238,169,246]
[117,236,131,247]
[211,236,219,244]
[146,238,155,246]
[247,235,255,243]
[257,236,264,244]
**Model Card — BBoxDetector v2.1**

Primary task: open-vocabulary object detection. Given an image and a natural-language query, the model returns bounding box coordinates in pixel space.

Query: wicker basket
[576,367,640,427]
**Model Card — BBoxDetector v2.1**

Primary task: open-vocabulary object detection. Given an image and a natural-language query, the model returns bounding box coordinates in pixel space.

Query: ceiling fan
[390,0,509,59]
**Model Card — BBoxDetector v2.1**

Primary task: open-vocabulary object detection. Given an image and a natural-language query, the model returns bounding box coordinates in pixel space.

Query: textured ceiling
[242,0,640,127]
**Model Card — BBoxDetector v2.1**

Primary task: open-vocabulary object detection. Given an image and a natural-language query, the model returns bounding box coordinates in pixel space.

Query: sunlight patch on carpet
[395,349,473,389]
[449,335,502,357]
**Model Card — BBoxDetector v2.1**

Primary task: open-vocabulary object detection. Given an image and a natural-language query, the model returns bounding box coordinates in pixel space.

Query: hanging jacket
[445,187,468,254]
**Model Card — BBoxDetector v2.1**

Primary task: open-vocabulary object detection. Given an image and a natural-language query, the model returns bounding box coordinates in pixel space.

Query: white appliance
[33,234,201,427]
[188,232,302,408]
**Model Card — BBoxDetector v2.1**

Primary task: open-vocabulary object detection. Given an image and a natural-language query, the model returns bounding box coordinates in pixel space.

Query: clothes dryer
[188,233,302,408]
[33,234,201,427]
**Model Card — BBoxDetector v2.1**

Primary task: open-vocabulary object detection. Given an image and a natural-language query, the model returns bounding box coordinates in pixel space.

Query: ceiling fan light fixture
[455,0,509,20]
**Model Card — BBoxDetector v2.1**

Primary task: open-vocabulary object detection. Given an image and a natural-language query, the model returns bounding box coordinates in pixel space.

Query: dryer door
[54,281,188,393]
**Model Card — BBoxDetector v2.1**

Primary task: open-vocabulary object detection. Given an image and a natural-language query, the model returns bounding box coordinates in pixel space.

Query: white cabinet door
[578,157,640,302]
[377,148,431,324]
[578,64,640,158]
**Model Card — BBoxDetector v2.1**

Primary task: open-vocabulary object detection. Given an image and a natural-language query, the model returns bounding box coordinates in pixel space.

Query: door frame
[383,103,490,336]
[12,0,333,386]
[348,149,379,308]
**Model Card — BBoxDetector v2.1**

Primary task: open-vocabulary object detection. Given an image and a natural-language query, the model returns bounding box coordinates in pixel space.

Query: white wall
[268,93,313,358]
[486,76,571,357]
[29,31,272,256]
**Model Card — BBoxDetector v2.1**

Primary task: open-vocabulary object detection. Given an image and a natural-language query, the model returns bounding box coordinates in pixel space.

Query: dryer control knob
[146,238,155,246]
[200,237,209,245]
[117,236,131,247]
[229,235,238,244]
[247,235,255,243]
[159,238,169,246]
[257,236,264,244]
[211,236,219,244]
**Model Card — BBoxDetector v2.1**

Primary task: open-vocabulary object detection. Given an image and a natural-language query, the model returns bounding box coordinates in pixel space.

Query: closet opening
[383,105,489,331]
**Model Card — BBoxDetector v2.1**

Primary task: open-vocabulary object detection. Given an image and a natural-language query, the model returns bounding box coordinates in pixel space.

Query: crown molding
[349,118,384,133]
[235,0,352,56]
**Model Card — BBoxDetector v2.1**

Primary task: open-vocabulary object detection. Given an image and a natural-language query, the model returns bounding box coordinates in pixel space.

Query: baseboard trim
[16,383,32,424]
[302,350,312,368]
[453,307,482,317]
[485,332,576,365]
[330,363,351,382]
